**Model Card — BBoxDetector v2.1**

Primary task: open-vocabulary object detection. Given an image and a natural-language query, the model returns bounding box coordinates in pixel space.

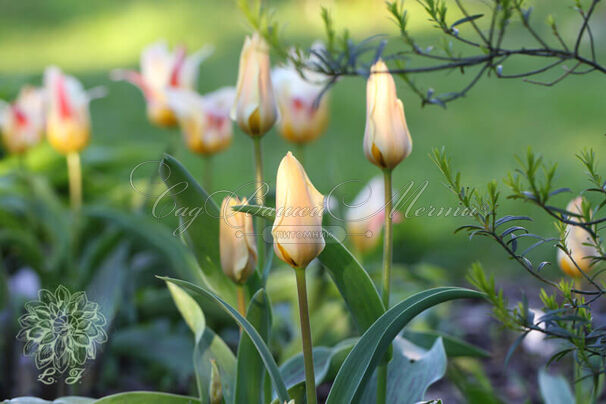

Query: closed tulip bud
[112,41,213,127]
[0,86,45,154]
[231,32,278,137]
[220,196,257,284]
[363,59,412,170]
[272,65,329,144]
[557,197,600,278]
[272,152,325,269]
[346,176,402,253]
[168,87,235,155]
[45,67,92,154]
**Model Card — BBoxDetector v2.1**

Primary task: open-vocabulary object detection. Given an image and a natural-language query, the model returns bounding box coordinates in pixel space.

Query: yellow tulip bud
[272,65,329,144]
[168,87,235,155]
[231,32,278,137]
[272,152,325,269]
[363,59,412,169]
[44,67,91,154]
[220,196,257,284]
[557,197,600,278]
[0,86,45,154]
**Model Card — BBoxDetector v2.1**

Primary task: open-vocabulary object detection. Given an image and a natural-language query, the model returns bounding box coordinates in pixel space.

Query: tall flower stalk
[232,32,278,277]
[362,59,412,403]
[67,152,82,211]
[272,152,325,404]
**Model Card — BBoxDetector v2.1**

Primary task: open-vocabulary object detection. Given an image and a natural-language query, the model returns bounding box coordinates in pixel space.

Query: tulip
[112,41,213,127]
[272,65,328,144]
[272,152,325,269]
[363,59,412,170]
[346,176,403,253]
[272,151,323,404]
[231,32,278,137]
[557,197,600,278]
[220,196,257,285]
[0,86,45,154]
[168,87,235,155]
[45,67,92,155]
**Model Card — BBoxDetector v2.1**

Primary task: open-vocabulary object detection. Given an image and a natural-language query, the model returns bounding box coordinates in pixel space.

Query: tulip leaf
[538,368,575,404]
[166,281,235,404]
[359,336,447,403]
[1,397,95,404]
[160,276,290,402]
[232,204,385,333]
[95,391,201,403]
[325,287,485,403]
[401,330,491,358]
[235,289,273,404]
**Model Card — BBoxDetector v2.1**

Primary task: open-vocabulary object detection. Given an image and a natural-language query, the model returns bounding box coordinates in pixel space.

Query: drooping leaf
[359,336,448,403]
[538,368,575,404]
[160,276,289,402]
[95,391,201,404]
[235,289,273,404]
[401,330,490,358]
[326,287,485,403]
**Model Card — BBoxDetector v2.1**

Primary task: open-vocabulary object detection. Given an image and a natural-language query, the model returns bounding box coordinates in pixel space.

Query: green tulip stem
[253,137,265,277]
[67,152,82,211]
[236,284,246,318]
[203,154,213,192]
[377,168,393,404]
[295,266,317,404]
[295,143,305,166]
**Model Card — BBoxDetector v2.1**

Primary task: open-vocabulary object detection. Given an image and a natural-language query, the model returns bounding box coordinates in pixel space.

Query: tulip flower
[168,87,235,155]
[346,176,402,253]
[45,67,102,210]
[112,41,213,127]
[363,59,412,404]
[231,32,278,137]
[220,196,257,315]
[363,59,412,170]
[272,151,323,404]
[0,86,45,154]
[557,197,600,278]
[272,65,329,145]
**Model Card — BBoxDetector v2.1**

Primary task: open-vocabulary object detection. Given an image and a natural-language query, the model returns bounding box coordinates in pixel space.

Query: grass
[0,0,605,283]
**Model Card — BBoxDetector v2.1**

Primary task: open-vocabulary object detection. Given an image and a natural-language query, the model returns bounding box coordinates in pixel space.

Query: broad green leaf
[538,368,575,404]
[232,204,385,333]
[270,382,306,404]
[359,336,447,403]
[166,281,236,404]
[159,154,237,303]
[235,289,273,403]
[402,330,490,358]
[326,287,485,403]
[95,391,201,403]
[280,339,356,389]
[1,397,94,404]
[160,276,290,402]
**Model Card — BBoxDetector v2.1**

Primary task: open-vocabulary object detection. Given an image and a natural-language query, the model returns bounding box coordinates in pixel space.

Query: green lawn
[0,0,604,282]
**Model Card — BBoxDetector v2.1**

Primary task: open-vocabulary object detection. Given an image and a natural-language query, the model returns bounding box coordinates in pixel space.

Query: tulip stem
[203,155,213,192]
[295,143,305,166]
[67,152,82,211]
[377,168,393,404]
[253,137,266,277]
[236,284,247,318]
[295,267,317,404]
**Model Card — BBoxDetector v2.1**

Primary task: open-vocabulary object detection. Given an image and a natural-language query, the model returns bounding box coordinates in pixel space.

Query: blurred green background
[0,0,604,282]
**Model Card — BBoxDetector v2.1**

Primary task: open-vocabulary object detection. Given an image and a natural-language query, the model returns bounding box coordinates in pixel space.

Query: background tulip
[557,197,600,278]
[346,176,403,253]
[0,86,45,154]
[168,87,235,156]
[220,196,257,285]
[272,152,325,270]
[231,32,278,137]
[45,67,92,155]
[272,65,329,145]
[113,41,213,127]
[363,59,412,170]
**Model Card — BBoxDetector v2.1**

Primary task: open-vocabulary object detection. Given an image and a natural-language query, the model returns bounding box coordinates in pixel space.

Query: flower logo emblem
[16,285,107,385]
